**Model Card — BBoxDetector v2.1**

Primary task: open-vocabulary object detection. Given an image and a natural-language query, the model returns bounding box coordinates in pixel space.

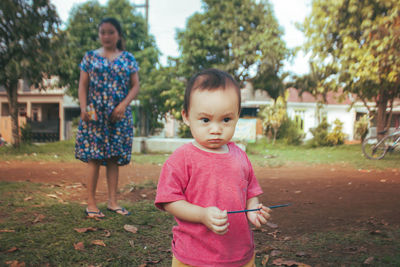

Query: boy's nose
[210,123,222,134]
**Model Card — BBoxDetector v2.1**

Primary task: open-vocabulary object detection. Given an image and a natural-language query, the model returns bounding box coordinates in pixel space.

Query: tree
[0,0,61,147]
[302,0,400,136]
[175,0,288,97]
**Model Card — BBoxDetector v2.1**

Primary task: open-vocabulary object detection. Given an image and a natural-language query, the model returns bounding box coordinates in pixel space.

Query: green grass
[1,181,399,266]
[1,139,399,170]
[247,139,400,170]
[0,181,175,266]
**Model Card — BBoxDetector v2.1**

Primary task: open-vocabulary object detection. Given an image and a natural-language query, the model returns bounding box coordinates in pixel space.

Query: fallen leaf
[272,258,311,267]
[46,194,59,199]
[124,224,138,234]
[380,179,387,183]
[138,264,147,267]
[5,260,25,267]
[24,196,33,201]
[129,240,135,247]
[74,242,85,251]
[266,222,278,229]
[0,229,15,233]
[294,190,302,194]
[103,230,111,237]
[363,256,374,265]
[6,246,18,253]
[74,227,98,233]
[33,214,45,223]
[296,251,310,258]
[261,255,269,267]
[270,250,282,257]
[91,240,106,247]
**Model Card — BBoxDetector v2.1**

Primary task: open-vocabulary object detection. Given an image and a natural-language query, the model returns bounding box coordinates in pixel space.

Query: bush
[20,122,32,144]
[308,118,346,147]
[354,115,369,141]
[326,119,346,145]
[276,117,305,145]
[308,118,330,147]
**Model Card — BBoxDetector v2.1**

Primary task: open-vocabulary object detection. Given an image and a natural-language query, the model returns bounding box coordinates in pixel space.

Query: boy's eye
[223,118,231,122]
[201,118,209,123]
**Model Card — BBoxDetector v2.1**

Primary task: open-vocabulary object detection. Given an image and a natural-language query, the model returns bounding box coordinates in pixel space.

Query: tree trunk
[5,81,20,148]
[375,91,388,139]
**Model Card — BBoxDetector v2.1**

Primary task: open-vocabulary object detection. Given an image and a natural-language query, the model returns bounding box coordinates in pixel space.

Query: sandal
[107,207,131,216]
[85,208,105,218]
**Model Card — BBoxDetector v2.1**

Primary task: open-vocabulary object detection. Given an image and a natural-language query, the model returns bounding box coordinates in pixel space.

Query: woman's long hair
[98,17,126,51]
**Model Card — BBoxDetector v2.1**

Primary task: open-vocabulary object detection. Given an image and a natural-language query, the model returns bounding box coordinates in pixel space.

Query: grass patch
[1,181,399,266]
[0,181,175,266]
[1,138,399,169]
[247,140,400,169]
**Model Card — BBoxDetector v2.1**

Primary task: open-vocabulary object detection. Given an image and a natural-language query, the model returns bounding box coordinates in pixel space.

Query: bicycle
[362,128,400,160]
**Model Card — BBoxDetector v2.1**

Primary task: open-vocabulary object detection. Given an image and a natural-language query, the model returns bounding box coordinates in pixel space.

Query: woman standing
[75,17,140,217]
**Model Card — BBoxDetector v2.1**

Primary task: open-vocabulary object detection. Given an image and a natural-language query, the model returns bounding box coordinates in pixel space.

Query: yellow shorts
[172,253,256,267]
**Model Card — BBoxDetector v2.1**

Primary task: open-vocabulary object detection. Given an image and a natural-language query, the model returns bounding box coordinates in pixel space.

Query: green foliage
[58,0,159,98]
[302,0,400,134]
[308,118,330,147]
[326,119,346,146]
[258,93,287,143]
[354,115,370,141]
[0,0,62,146]
[276,117,305,145]
[176,0,288,95]
[177,122,193,138]
[20,122,32,144]
[309,118,346,147]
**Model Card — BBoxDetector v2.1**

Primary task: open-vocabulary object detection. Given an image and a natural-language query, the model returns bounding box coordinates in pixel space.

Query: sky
[51,0,311,75]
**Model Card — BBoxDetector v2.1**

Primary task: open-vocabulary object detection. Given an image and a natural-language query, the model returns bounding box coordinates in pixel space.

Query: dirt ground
[0,160,399,236]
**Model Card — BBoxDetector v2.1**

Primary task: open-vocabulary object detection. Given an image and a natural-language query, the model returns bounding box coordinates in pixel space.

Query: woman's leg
[106,159,130,215]
[86,160,101,212]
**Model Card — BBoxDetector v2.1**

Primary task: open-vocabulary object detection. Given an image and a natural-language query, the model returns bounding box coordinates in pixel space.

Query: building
[0,78,66,143]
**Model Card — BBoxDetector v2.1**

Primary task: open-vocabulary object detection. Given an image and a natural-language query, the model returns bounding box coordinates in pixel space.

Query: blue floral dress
[75,50,139,166]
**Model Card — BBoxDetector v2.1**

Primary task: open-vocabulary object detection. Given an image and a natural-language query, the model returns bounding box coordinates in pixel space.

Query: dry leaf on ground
[74,227,97,233]
[0,229,15,233]
[6,246,18,253]
[272,258,311,267]
[5,260,26,267]
[33,214,45,223]
[91,240,106,247]
[124,224,138,234]
[262,255,269,266]
[73,242,85,251]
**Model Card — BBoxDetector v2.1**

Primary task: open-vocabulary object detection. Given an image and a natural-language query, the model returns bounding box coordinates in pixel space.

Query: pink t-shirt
[155,142,263,266]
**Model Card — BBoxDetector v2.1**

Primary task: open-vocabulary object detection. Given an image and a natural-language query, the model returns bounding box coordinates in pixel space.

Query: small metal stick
[227,203,291,214]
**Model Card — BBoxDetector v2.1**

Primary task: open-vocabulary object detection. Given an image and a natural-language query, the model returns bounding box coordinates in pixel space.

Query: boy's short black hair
[183,68,241,114]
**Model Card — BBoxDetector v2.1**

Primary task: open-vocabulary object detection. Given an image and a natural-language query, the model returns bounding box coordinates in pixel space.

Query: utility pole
[133,0,149,30]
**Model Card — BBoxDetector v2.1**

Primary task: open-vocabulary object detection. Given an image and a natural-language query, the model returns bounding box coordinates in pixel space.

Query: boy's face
[182,86,239,152]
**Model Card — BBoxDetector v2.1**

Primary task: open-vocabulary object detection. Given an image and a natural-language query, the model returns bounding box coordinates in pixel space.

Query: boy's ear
[181,110,190,126]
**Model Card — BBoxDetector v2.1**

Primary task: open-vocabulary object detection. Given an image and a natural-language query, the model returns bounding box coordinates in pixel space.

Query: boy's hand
[201,207,229,235]
[247,203,271,228]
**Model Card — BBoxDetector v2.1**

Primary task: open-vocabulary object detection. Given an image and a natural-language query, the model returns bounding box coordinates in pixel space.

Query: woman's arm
[164,200,229,235]
[111,72,140,122]
[78,70,90,122]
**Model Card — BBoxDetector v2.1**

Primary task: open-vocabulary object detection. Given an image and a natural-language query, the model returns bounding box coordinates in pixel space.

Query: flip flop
[107,207,131,216]
[85,208,105,218]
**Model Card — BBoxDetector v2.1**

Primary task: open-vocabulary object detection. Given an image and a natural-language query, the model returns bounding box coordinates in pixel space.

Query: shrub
[20,123,32,144]
[308,118,330,147]
[354,115,369,141]
[277,117,305,145]
[308,118,346,147]
[326,119,346,145]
